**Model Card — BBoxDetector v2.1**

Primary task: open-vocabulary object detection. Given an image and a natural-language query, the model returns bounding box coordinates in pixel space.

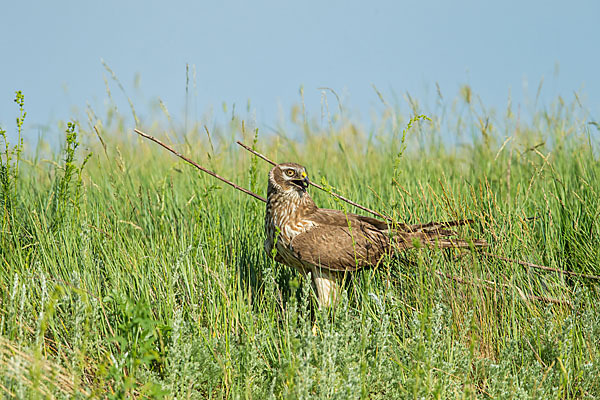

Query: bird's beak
[301,172,309,188]
[293,172,309,190]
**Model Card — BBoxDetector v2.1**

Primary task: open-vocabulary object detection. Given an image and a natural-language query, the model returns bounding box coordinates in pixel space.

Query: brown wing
[300,209,486,268]
[307,208,389,230]
[307,208,479,235]
[289,223,391,272]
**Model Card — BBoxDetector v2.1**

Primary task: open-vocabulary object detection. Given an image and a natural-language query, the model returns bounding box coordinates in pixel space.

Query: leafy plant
[0,91,26,226]
[52,121,92,227]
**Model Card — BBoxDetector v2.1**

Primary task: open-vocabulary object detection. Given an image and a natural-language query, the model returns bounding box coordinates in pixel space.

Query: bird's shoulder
[304,207,389,231]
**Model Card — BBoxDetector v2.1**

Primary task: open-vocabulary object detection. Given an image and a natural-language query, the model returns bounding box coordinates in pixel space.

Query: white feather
[311,267,341,308]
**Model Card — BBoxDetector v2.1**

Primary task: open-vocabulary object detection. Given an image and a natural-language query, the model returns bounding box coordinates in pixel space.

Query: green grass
[1,88,600,399]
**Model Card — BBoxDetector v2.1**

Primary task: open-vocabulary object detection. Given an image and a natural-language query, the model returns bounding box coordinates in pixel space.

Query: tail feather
[394,219,487,249]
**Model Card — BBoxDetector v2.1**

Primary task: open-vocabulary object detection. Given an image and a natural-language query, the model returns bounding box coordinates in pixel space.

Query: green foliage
[52,121,92,227]
[103,293,167,398]
[246,125,261,194]
[394,113,431,177]
[1,88,600,399]
[0,91,26,226]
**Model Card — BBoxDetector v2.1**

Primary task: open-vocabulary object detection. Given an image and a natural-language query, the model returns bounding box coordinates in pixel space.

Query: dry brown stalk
[436,270,573,308]
[0,336,90,397]
[483,252,600,281]
[134,129,266,203]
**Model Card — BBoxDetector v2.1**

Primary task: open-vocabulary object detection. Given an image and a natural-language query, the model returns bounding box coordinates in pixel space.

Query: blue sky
[1,0,598,141]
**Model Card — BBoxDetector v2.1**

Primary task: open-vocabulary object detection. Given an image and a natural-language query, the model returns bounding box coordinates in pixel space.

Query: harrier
[265,162,486,307]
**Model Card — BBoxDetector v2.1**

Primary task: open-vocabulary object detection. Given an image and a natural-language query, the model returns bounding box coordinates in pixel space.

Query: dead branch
[436,270,573,308]
[134,129,266,203]
[483,252,600,281]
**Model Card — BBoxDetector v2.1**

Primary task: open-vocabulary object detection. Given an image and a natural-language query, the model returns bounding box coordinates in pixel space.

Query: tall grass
[1,87,599,399]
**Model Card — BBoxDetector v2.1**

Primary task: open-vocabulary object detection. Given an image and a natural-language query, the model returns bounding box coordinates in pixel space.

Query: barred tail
[395,219,487,249]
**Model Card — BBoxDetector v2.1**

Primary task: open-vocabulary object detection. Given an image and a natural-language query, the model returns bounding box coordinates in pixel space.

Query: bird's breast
[265,195,316,244]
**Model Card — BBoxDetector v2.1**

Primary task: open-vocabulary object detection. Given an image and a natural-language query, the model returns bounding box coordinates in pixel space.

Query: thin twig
[134,129,266,203]
[525,338,548,369]
[236,140,389,220]
[483,252,600,281]
[436,270,573,308]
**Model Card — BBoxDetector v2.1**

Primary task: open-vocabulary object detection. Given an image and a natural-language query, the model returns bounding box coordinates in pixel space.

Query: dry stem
[134,129,266,203]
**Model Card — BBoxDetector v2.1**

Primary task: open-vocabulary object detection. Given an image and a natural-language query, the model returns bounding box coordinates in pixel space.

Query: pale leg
[311,267,340,308]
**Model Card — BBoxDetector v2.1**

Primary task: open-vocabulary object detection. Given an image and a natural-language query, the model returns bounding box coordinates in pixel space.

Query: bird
[264,162,487,307]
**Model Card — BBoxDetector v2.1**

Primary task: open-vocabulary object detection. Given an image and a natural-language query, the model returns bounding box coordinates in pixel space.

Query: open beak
[302,176,309,188]
[300,171,309,189]
[293,173,309,189]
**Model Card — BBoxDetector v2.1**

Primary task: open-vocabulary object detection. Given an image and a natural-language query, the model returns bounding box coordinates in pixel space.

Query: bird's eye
[285,170,295,177]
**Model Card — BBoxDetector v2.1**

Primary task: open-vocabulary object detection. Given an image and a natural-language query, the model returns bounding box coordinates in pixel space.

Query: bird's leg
[310,267,341,308]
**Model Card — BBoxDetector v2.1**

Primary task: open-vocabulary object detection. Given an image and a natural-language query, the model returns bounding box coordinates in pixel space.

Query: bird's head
[268,162,310,195]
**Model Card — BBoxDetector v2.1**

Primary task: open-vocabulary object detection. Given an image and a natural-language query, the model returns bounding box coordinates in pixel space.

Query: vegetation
[1,87,599,399]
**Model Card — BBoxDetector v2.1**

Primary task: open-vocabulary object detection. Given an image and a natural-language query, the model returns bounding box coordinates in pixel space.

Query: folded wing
[290,209,487,272]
